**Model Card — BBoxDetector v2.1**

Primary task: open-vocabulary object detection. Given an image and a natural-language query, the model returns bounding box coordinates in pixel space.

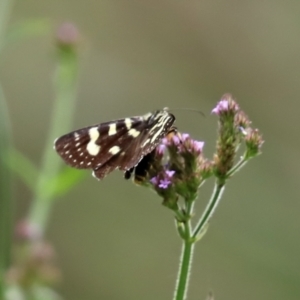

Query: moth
[54,109,175,180]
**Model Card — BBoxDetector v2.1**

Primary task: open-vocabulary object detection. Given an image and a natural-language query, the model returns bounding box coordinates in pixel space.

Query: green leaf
[6,148,39,191]
[43,167,87,198]
[2,18,51,50]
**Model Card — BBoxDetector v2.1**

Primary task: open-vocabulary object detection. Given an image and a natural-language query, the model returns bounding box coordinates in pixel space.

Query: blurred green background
[1,0,300,299]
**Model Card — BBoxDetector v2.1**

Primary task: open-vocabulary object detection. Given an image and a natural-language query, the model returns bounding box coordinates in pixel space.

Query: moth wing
[54,118,143,170]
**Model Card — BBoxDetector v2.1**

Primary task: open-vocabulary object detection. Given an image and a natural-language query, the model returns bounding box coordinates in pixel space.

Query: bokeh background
[1,1,300,299]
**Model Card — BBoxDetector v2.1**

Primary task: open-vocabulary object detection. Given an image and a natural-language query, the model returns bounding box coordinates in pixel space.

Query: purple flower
[165,170,175,178]
[192,141,204,153]
[150,170,175,189]
[156,144,166,155]
[56,22,81,46]
[150,176,158,185]
[212,94,240,115]
[158,178,172,189]
[181,133,190,142]
[171,135,181,145]
[161,137,170,146]
[211,100,229,115]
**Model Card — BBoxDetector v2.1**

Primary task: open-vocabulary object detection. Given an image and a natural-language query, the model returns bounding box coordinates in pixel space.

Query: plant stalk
[193,181,225,239]
[173,237,194,300]
[28,47,79,233]
[0,0,14,296]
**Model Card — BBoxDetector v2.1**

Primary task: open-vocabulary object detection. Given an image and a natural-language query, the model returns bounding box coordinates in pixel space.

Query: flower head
[244,128,264,158]
[127,94,263,234]
[211,94,239,116]
[165,170,175,178]
[140,131,209,208]
[211,99,229,115]
[156,143,167,156]
[158,178,172,189]
[56,22,81,48]
[212,94,263,178]
[150,169,175,190]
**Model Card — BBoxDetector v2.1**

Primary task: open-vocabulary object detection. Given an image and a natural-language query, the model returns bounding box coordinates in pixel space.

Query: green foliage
[6,148,86,197]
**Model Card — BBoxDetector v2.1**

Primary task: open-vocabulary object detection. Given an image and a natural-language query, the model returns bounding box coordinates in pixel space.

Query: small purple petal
[211,107,219,115]
[211,99,229,115]
[158,179,171,189]
[156,144,166,155]
[156,144,167,155]
[161,137,170,146]
[150,177,158,185]
[165,170,175,178]
[172,135,181,145]
[181,133,190,142]
[192,140,205,153]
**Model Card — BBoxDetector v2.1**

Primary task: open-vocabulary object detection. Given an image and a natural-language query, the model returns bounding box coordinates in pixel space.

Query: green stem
[226,157,247,177]
[173,198,195,300]
[28,47,79,233]
[173,182,225,299]
[173,238,194,300]
[192,181,225,239]
[0,0,14,296]
[0,83,12,300]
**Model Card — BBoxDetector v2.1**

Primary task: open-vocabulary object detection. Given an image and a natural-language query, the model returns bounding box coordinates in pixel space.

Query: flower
[158,178,172,189]
[56,22,81,47]
[150,176,158,185]
[211,99,229,115]
[211,94,239,115]
[171,135,181,145]
[150,170,175,190]
[165,170,175,177]
[191,140,204,154]
[156,144,166,156]
[181,133,190,141]
[244,128,264,158]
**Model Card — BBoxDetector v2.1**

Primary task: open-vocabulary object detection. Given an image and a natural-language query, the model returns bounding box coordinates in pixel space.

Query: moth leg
[124,167,134,180]
[133,151,156,184]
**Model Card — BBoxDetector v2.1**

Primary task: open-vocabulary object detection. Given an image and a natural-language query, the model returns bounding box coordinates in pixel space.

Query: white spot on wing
[74,132,80,141]
[125,118,132,130]
[108,123,117,136]
[109,146,120,155]
[142,112,152,121]
[87,127,101,156]
[128,128,140,137]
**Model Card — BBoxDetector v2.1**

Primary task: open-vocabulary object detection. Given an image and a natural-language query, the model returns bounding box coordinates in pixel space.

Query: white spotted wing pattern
[54,109,175,180]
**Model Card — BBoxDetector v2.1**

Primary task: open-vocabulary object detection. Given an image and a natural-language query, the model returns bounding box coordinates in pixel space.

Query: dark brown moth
[54,109,175,180]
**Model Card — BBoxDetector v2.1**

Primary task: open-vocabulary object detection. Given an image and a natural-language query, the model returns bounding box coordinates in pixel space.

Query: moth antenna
[168,107,205,117]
